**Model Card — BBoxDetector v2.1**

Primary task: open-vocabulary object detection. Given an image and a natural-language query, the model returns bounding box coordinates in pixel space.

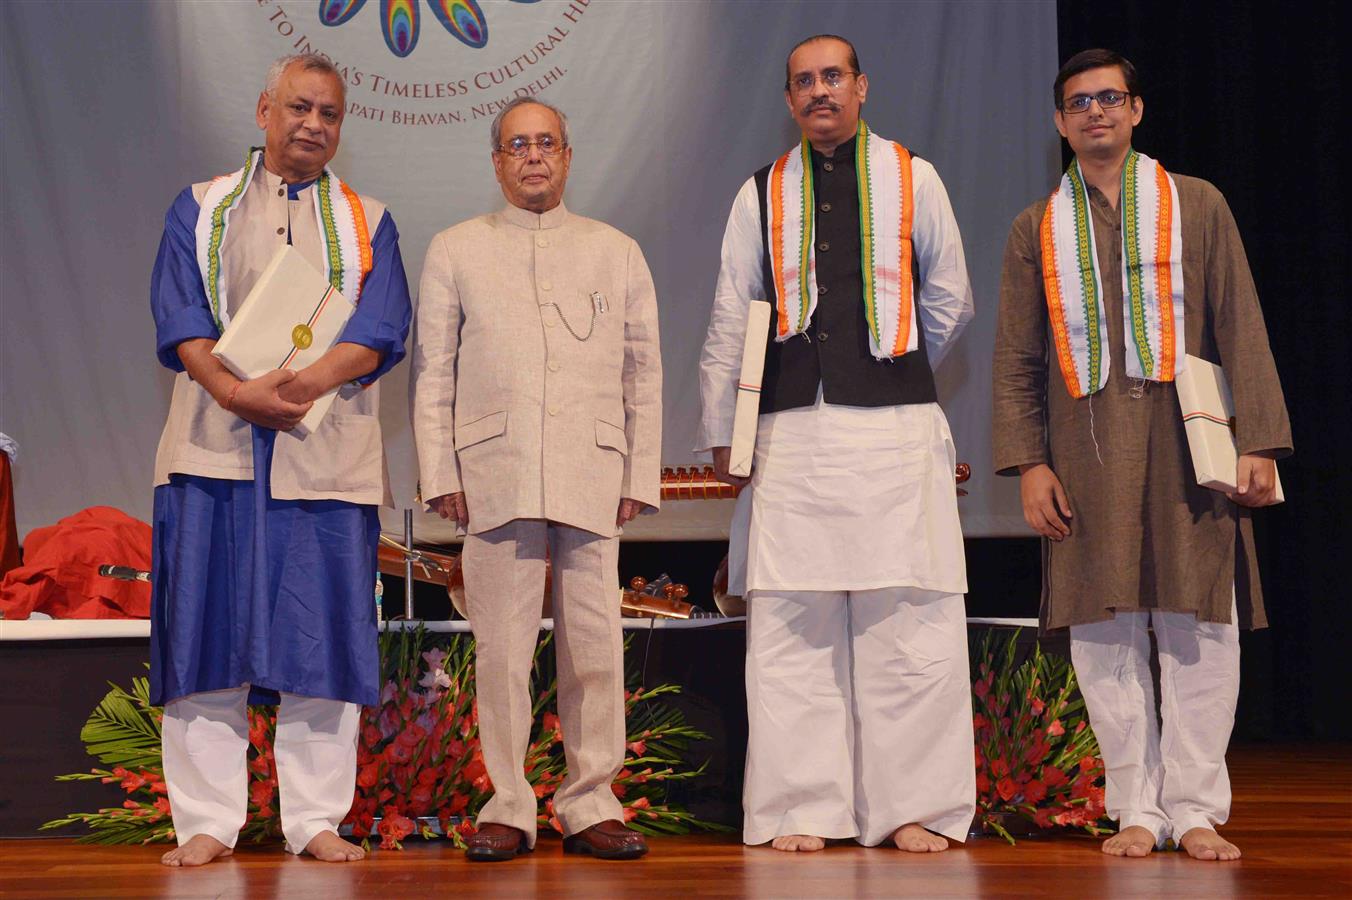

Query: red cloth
[0,454,18,577]
[0,506,152,619]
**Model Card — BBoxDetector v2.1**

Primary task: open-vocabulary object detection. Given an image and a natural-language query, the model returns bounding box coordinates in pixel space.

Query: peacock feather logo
[318,0,539,58]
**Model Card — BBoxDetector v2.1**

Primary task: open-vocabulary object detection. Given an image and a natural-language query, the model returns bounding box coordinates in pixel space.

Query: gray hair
[264,53,346,103]
[489,97,569,151]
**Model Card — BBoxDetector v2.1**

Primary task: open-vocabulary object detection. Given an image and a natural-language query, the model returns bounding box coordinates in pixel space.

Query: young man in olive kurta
[992,50,1290,862]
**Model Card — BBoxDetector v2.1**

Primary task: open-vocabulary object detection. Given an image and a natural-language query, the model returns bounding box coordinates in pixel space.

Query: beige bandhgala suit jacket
[411,202,661,537]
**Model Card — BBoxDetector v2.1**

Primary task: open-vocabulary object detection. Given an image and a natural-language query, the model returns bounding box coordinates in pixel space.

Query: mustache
[801,98,841,114]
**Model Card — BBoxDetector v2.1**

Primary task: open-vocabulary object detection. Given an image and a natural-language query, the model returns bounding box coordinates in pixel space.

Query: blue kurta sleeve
[338,210,412,385]
[150,188,219,371]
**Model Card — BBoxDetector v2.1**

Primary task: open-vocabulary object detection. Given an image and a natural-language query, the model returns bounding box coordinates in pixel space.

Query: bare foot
[1101,825,1156,858]
[1180,827,1241,861]
[892,823,948,852]
[160,834,233,867]
[771,834,826,852]
[304,830,367,862]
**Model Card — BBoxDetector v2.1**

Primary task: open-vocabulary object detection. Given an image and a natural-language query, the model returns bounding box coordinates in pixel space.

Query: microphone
[98,565,151,583]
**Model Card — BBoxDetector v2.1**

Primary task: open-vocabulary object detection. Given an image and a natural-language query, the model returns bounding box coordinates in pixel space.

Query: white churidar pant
[743,588,976,846]
[162,687,360,854]
[1069,601,1240,845]
[463,518,626,847]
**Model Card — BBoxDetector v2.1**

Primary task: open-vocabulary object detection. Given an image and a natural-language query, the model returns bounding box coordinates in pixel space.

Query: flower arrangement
[970,629,1112,843]
[42,626,729,848]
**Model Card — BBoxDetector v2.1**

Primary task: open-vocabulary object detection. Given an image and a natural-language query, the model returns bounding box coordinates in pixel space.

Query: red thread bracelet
[224,381,243,412]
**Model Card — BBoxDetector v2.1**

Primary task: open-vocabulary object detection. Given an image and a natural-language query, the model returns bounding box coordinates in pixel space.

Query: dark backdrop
[1057,0,1352,739]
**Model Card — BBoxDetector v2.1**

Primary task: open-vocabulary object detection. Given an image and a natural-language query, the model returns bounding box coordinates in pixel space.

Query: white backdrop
[0,0,1059,540]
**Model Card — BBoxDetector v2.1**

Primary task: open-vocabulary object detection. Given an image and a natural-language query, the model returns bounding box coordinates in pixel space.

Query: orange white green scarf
[766,120,917,359]
[194,147,372,331]
[1039,149,1185,398]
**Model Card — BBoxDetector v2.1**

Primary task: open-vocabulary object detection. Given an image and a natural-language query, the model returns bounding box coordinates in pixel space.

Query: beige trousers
[1069,603,1240,845]
[161,688,359,854]
[743,588,976,846]
[463,518,625,846]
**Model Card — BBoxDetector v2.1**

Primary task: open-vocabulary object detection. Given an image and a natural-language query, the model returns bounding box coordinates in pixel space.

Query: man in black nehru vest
[697,34,976,852]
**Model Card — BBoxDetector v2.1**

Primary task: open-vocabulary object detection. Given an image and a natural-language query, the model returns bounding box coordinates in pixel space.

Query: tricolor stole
[194,147,372,331]
[765,120,917,359]
[1039,150,1185,398]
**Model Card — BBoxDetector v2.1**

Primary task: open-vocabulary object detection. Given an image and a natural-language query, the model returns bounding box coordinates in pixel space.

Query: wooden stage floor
[2,745,1348,899]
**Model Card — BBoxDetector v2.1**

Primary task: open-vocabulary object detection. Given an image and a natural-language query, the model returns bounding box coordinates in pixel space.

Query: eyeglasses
[497,136,566,159]
[788,70,858,95]
[1060,89,1131,114]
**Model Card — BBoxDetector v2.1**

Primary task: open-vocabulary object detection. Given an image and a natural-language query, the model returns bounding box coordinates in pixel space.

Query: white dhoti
[463,518,626,847]
[1069,601,1240,844]
[162,688,360,853]
[739,399,974,845]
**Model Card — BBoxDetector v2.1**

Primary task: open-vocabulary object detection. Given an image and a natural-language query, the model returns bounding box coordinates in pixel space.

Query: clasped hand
[226,369,314,431]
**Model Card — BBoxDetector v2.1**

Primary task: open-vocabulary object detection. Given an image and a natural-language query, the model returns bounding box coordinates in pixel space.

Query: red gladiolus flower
[362,725,381,746]
[386,742,413,765]
[992,758,1010,777]
[975,773,991,794]
[1079,756,1097,773]
[377,811,415,850]
[153,797,172,818]
[249,780,275,809]
[612,782,628,798]
[447,792,469,815]
[627,740,647,756]
[411,785,434,812]
[119,770,147,792]
[1024,779,1048,804]
[357,761,381,789]
[622,807,638,822]
[1033,807,1054,829]
[1031,698,1045,715]
[457,819,477,837]
[974,678,990,699]
[1075,720,1087,734]
[1042,766,1069,788]
[630,796,651,810]
[996,776,1018,801]
[1047,719,1065,737]
[973,713,989,731]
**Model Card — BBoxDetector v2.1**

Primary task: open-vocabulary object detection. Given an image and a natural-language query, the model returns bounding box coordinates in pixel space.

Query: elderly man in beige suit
[411,97,662,861]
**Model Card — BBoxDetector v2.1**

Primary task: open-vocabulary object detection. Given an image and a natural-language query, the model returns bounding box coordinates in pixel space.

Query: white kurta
[699,159,972,595]
[741,395,966,593]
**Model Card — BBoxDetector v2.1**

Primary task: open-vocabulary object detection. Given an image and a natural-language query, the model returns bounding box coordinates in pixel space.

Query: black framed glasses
[497,136,566,159]
[788,69,858,95]
[1060,89,1131,114]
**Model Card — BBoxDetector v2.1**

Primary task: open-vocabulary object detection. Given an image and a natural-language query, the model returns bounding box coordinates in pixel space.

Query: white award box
[728,300,773,478]
[1175,353,1283,501]
[211,245,354,438]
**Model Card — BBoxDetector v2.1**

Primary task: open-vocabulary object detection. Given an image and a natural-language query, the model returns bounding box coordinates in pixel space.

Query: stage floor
[2,745,1348,898]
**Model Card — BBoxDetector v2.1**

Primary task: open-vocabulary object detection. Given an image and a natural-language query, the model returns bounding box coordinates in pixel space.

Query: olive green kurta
[993,172,1291,631]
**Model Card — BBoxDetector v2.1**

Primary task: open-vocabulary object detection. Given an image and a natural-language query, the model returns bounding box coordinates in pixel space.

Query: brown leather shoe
[562,819,649,860]
[464,823,531,862]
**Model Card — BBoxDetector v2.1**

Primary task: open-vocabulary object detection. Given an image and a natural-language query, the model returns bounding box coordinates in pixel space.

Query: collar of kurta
[500,201,569,230]
[809,134,858,165]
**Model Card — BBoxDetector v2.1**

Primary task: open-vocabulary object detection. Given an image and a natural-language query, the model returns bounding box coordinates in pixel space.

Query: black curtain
[1057,0,1352,739]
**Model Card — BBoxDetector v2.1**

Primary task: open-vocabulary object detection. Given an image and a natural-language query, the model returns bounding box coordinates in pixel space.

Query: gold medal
[291,323,314,350]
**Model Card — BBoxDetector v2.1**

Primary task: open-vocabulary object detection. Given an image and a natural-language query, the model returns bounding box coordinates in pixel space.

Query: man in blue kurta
[148,53,411,866]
